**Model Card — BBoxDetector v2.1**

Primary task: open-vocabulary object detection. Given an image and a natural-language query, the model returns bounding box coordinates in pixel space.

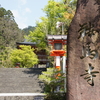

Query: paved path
[0,68,46,100]
[0,96,45,100]
[0,68,45,93]
[0,68,46,93]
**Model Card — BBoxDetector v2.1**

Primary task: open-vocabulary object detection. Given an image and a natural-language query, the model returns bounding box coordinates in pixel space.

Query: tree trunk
[67,0,100,100]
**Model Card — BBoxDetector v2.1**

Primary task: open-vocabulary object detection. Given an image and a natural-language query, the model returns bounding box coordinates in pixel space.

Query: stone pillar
[67,0,100,100]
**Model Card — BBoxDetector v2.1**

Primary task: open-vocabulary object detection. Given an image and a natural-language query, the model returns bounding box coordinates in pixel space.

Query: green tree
[10,45,38,68]
[0,47,13,68]
[26,0,76,49]
[43,0,76,35]
[39,67,66,100]
[25,17,48,49]
[23,26,36,36]
[0,7,6,17]
[0,6,24,51]
[39,67,65,93]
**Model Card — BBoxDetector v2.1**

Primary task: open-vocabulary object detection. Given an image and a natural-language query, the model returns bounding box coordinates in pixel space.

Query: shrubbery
[39,67,66,100]
[0,47,14,68]
[10,45,38,68]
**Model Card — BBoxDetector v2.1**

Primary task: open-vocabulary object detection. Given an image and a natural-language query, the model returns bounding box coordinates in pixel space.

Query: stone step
[0,96,44,100]
[0,93,45,100]
[0,68,46,93]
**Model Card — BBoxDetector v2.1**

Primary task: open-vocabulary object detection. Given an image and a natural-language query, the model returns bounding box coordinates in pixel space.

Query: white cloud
[12,10,20,19]
[12,9,28,29]
[17,21,27,29]
[19,0,27,5]
[25,8,31,13]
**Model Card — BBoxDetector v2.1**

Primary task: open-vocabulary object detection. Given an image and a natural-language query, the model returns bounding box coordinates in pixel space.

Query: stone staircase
[0,95,45,100]
[0,68,46,100]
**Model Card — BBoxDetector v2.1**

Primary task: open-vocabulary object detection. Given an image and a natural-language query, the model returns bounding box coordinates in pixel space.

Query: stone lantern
[47,35,67,71]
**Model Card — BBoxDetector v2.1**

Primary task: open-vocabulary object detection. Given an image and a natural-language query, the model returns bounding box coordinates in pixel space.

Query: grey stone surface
[0,96,45,100]
[0,68,46,93]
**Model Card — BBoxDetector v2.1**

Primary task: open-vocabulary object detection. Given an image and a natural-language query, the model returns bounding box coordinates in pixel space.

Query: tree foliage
[10,45,38,68]
[26,0,77,49]
[0,6,24,51]
[39,67,66,100]
[39,67,65,93]
[25,17,48,49]
[43,0,75,34]
[23,26,36,36]
[0,47,13,68]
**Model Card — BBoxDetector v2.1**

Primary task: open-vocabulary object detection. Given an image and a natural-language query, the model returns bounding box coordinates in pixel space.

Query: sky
[0,0,56,29]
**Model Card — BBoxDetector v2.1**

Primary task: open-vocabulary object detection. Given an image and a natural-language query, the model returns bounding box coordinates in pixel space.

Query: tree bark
[67,0,100,100]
